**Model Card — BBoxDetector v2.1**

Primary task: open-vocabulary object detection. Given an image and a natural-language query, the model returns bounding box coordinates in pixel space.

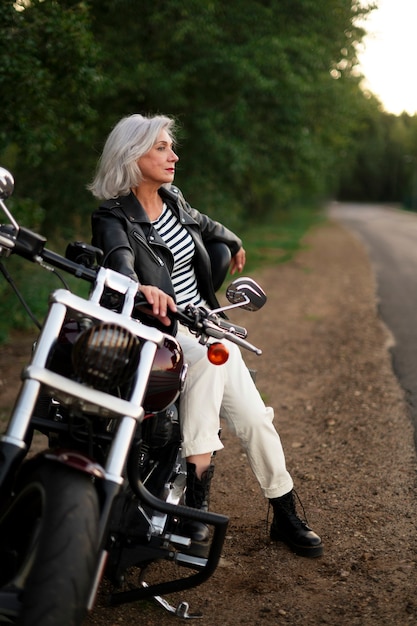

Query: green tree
[87,0,373,222]
[0,0,376,234]
[337,96,417,206]
[0,0,100,234]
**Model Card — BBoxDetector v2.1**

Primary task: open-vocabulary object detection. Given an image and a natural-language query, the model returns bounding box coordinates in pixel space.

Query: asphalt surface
[329,202,417,445]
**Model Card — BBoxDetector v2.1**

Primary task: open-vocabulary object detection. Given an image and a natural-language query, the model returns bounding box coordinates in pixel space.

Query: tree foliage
[1,0,416,240]
[338,94,417,208]
[1,0,99,161]
[86,0,371,222]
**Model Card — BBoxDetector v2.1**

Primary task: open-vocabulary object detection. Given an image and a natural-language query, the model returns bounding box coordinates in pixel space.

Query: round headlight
[72,322,141,390]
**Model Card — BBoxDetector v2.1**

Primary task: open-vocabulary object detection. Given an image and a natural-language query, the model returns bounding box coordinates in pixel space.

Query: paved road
[329,202,417,443]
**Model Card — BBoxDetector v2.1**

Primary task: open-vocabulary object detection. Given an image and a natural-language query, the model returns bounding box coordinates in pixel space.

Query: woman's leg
[186,453,212,478]
[177,327,322,557]
[177,327,225,458]
[177,327,292,497]
[218,341,293,498]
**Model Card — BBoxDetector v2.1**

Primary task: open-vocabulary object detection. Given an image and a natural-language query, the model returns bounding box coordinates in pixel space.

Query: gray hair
[88,114,176,199]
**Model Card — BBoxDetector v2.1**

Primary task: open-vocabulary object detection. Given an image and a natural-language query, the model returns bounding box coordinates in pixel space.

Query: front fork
[0,316,160,610]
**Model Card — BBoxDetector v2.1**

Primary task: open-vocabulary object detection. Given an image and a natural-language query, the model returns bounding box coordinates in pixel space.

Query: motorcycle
[0,167,266,625]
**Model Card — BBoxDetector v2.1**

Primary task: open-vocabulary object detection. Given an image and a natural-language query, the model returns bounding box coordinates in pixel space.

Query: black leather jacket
[91,185,242,312]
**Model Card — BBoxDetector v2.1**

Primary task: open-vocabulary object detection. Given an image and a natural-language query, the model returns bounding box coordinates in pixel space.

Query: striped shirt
[152,204,204,307]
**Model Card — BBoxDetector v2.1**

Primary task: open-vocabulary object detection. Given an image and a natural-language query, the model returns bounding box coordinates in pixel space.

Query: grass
[0,206,323,342]
[240,206,324,273]
[0,256,89,342]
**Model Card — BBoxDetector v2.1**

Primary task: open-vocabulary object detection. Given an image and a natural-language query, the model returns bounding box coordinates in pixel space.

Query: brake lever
[134,301,261,354]
[201,319,262,355]
[0,227,15,257]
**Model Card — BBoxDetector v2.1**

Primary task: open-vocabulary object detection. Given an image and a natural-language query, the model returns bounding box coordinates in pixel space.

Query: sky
[357,0,417,115]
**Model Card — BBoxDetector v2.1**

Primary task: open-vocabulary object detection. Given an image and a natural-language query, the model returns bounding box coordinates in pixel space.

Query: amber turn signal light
[207,341,229,365]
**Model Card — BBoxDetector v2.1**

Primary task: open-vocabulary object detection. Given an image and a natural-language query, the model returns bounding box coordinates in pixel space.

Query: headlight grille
[72,322,141,390]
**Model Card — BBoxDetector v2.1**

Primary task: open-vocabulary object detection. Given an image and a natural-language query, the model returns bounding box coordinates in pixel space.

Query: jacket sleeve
[91,209,139,283]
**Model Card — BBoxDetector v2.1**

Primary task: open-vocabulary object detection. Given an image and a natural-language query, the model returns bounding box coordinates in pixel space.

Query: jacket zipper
[132,231,165,266]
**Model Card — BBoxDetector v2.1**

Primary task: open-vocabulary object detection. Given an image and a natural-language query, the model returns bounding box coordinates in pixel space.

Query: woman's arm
[91,210,138,281]
[91,209,176,326]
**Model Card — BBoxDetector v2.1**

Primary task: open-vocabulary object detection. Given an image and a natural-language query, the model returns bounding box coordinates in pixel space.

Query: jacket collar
[113,192,150,224]
[113,186,195,226]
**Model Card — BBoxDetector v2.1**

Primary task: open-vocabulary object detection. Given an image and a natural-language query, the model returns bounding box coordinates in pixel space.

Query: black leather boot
[182,462,214,557]
[269,490,323,558]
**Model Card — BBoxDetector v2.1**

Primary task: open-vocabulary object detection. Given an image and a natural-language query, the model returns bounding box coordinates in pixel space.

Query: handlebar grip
[134,298,199,327]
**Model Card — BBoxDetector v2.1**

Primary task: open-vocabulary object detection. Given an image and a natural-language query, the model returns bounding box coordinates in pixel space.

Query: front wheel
[0,460,100,626]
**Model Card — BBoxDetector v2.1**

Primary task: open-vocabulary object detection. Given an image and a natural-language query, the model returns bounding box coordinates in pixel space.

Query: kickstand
[141,582,203,619]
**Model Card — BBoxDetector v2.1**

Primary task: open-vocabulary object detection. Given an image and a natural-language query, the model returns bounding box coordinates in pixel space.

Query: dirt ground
[1,217,417,625]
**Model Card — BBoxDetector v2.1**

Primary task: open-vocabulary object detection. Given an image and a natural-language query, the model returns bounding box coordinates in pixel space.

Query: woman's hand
[230,247,246,275]
[138,285,177,326]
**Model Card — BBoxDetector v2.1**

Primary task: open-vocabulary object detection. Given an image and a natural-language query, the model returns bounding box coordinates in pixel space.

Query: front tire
[0,461,100,626]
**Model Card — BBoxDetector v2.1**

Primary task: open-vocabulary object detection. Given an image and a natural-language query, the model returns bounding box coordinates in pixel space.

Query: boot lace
[266,489,309,531]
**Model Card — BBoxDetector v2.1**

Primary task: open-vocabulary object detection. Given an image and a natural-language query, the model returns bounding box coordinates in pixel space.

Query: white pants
[177,325,293,499]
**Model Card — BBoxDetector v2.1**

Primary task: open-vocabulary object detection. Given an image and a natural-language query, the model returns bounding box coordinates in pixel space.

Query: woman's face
[137,128,179,186]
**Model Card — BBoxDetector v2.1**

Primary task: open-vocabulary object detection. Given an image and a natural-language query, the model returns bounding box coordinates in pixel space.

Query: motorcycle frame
[0,266,229,609]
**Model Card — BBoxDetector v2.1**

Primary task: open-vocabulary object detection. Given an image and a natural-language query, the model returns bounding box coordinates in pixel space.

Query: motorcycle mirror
[225,277,267,312]
[0,168,14,200]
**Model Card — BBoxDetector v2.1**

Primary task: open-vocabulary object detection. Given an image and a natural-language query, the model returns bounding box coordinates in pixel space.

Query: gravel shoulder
[1,217,417,625]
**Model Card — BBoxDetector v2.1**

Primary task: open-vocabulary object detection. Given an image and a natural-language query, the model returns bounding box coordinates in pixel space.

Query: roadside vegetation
[0,208,323,341]
[1,0,416,341]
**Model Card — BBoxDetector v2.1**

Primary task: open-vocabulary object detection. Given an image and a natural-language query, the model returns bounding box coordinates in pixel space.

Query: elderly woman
[88,114,323,558]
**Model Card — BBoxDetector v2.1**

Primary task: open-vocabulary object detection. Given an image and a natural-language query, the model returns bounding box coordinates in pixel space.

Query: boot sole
[270,527,323,558]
